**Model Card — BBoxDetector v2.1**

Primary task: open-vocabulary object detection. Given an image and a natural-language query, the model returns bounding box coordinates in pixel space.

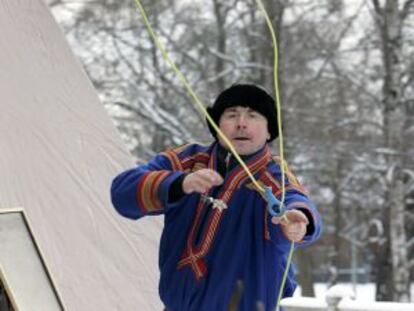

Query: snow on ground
[293,283,414,302]
[282,283,414,311]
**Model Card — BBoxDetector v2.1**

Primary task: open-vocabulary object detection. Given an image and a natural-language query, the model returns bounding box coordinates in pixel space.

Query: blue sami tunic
[111,142,322,311]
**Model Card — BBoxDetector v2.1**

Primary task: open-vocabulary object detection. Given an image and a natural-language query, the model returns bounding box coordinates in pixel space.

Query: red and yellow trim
[181,152,210,172]
[272,156,308,194]
[177,146,272,280]
[161,150,183,171]
[136,170,170,213]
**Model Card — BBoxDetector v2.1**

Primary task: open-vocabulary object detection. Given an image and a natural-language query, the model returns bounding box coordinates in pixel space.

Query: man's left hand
[271,209,309,242]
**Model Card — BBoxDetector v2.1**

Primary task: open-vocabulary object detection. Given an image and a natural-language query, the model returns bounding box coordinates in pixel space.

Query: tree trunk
[212,0,227,90]
[373,0,410,301]
[331,159,343,286]
[296,248,316,297]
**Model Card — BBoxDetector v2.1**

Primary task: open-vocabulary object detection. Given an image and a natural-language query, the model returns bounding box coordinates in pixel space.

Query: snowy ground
[293,283,414,302]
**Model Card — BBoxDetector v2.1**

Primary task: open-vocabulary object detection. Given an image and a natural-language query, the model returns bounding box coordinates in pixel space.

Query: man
[111,84,322,311]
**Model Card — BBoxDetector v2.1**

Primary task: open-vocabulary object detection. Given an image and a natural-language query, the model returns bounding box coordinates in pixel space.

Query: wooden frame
[0,208,65,311]
[0,264,19,311]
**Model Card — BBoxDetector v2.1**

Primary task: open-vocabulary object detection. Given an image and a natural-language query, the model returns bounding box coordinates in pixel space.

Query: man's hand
[271,209,309,242]
[182,169,223,194]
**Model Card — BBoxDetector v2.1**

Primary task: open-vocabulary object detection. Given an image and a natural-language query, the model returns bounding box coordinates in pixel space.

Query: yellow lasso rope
[255,0,287,207]
[133,0,266,194]
[254,2,293,310]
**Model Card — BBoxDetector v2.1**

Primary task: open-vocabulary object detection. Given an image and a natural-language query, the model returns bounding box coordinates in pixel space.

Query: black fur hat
[206,84,279,142]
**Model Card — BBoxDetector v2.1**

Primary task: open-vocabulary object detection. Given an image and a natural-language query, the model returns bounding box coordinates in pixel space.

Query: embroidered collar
[211,142,271,193]
[177,142,272,280]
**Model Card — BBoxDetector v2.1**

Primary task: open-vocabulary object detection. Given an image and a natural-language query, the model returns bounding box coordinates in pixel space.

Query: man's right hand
[182,169,223,194]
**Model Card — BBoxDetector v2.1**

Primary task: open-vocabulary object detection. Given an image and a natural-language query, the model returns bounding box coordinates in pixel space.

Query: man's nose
[236,114,247,128]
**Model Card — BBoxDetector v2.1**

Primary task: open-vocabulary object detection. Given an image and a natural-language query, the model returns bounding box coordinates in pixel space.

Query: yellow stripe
[140,171,169,212]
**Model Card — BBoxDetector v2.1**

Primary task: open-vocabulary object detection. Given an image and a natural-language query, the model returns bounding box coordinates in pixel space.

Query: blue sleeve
[111,154,185,220]
[266,162,322,250]
[284,188,322,246]
[268,188,322,251]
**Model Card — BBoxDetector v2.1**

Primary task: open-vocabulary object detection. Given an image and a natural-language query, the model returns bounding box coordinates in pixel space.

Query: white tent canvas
[0,0,163,309]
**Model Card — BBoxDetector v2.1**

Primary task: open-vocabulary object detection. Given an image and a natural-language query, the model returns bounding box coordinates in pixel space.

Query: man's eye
[225,113,237,118]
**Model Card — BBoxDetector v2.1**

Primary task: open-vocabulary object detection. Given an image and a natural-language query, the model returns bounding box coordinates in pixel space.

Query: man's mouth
[233,137,250,141]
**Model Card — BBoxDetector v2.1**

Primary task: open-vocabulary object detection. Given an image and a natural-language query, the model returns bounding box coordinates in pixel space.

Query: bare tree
[371,0,413,301]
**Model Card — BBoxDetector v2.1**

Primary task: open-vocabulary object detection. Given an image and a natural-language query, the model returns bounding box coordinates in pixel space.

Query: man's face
[218,106,270,155]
